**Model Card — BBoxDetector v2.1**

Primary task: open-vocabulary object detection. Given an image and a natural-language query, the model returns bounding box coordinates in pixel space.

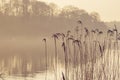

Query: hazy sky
[39,0,120,22]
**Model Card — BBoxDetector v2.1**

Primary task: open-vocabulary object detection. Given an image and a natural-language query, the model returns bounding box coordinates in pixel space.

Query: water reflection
[0,55,63,80]
[0,55,45,75]
[0,50,120,80]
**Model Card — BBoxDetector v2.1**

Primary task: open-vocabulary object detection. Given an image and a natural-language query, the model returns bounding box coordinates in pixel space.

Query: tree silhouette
[22,0,30,16]
[59,6,86,18]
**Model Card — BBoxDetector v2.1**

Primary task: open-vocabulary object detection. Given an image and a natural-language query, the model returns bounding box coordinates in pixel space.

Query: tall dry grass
[49,21,120,80]
[0,21,119,80]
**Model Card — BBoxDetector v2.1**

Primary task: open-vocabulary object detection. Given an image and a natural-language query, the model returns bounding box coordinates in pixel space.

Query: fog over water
[0,0,120,80]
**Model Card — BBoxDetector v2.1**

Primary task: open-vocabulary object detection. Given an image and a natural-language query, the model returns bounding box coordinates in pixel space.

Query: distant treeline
[0,0,100,19]
[0,0,108,37]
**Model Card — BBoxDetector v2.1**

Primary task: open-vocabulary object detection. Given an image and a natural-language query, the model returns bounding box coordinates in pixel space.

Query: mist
[0,0,111,77]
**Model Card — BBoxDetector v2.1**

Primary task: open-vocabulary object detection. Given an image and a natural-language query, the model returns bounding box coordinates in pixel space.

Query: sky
[38,0,120,22]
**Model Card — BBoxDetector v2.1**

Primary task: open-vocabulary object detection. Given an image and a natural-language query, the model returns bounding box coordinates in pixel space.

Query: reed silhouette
[0,0,119,80]
[43,38,48,80]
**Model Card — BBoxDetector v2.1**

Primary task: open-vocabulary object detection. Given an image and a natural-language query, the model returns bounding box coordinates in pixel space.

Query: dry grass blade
[62,72,66,80]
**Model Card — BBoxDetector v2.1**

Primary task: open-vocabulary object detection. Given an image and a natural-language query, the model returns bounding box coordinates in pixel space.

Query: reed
[43,38,48,80]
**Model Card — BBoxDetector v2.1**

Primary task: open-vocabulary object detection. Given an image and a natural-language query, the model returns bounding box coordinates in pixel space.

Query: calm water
[0,50,120,80]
